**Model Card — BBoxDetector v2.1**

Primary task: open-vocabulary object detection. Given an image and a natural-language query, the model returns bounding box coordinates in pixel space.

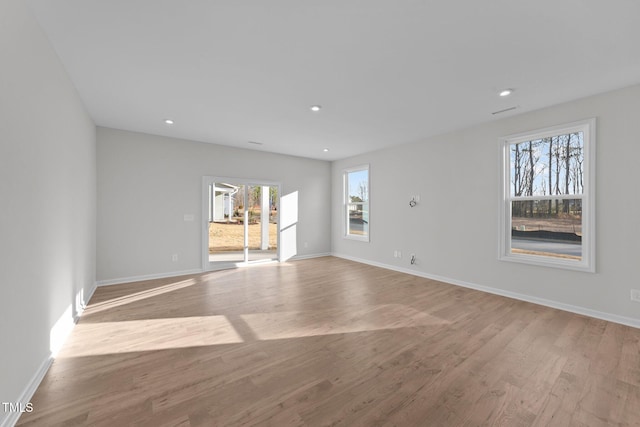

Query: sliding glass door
[203,177,280,270]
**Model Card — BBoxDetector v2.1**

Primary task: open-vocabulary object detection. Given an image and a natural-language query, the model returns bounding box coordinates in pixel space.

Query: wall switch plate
[631,289,640,302]
[184,214,195,222]
[172,254,178,262]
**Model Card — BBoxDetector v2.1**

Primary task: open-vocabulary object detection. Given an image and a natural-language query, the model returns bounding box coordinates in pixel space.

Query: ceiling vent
[491,106,518,115]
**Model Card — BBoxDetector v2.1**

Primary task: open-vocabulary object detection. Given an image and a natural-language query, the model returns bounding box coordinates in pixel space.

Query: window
[344,165,369,241]
[500,119,595,272]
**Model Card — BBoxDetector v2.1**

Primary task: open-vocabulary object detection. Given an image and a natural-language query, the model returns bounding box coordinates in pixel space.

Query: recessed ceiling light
[323,148,329,152]
[499,89,514,97]
[310,105,322,112]
[164,119,174,125]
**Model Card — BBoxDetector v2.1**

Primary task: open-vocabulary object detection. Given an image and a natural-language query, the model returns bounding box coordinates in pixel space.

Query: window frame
[499,118,596,272]
[343,165,370,242]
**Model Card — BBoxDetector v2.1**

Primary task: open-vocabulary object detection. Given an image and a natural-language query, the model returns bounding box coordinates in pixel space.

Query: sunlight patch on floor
[57,315,243,357]
[85,279,198,314]
[240,304,449,341]
[56,304,448,358]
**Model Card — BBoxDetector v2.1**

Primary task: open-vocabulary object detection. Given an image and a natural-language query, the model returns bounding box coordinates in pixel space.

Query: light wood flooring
[17,256,640,426]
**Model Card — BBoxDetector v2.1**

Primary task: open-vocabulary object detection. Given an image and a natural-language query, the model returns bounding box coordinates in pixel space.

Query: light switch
[184,214,195,222]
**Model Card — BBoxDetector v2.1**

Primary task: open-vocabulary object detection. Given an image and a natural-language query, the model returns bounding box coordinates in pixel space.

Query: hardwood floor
[17,257,640,426]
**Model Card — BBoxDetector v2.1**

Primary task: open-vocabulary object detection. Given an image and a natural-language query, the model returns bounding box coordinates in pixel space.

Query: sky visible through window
[348,169,368,202]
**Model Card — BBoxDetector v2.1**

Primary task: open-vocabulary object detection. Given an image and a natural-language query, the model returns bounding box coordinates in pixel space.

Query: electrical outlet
[172,254,178,262]
[631,289,640,302]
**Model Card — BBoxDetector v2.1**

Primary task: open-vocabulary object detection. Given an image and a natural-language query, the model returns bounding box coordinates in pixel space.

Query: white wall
[0,0,96,423]
[332,84,640,324]
[97,127,331,282]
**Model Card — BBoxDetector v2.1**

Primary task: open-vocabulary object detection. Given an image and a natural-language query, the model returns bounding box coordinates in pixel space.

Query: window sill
[499,253,594,273]
[344,234,369,243]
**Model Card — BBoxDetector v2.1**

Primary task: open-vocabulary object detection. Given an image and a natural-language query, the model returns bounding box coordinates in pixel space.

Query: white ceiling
[27,0,640,161]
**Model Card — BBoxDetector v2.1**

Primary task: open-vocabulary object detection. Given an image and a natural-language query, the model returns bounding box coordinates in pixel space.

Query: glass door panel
[246,185,278,262]
[208,182,244,265]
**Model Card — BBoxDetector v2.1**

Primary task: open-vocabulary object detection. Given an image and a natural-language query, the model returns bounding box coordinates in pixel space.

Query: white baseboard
[290,252,331,261]
[96,257,332,287]
[96,268,204,287]
[1,356,53,427]
[82,282,97,310]
[332,253,640,329]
